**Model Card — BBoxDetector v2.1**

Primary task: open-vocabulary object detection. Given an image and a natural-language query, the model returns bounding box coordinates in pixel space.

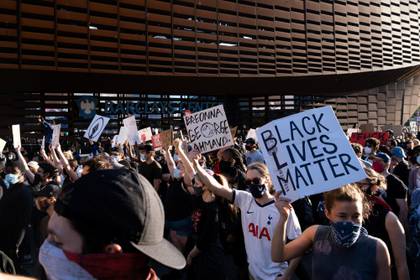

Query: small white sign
[0,138,6,153]
[51,124,61,148]
[138,127,153,143]
[12,124,21,148]
[123,116,141,145]
[84,114,110,142]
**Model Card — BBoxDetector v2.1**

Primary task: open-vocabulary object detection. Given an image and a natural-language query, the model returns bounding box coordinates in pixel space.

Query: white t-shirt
[233,190,301,280]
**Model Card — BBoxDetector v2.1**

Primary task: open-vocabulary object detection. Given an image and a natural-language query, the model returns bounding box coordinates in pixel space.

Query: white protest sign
[41,137,45,150]
[246,128,257,142]
[184,104,233,153]
[0,138,6,153]
[257,106,366,202]
[12,124,21,148]
[138,127,153,143]
[123,116,141,145]
[111,135,118,148]
[84,114,110,142]
[51,124,61,148]
[117,126,127,144]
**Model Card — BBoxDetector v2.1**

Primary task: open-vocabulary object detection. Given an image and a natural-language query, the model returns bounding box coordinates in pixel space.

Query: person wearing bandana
[272,185,391,280]
[38,168,186,280]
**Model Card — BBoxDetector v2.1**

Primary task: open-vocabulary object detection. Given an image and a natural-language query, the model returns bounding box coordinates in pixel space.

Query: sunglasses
[245,178,262,185]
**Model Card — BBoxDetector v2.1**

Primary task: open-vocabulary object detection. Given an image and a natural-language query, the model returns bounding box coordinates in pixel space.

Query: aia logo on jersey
[248,223,271,241]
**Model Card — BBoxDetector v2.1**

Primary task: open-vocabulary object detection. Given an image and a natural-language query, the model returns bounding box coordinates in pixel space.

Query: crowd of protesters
[0,123,419,280]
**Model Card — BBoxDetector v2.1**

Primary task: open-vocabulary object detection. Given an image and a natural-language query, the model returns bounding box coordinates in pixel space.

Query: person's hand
[173,138,182,150]
[186,247,200,266]
[56,143,62,152]
[14,145,21,153]
[274,192,292,221]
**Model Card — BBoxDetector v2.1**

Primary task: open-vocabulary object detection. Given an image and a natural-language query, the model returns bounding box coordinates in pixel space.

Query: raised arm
[163,147,176,177]
[193,159,233,201]
[49,145,63,173]
[174,139,195,185]
[40,147,55,167]
[271,193,317,262]
[15,146,35,184]
[56,145,78,182]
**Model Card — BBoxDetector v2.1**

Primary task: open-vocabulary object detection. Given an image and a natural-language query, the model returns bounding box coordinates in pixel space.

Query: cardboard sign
[12,124,21,148]
[117,126,127,144]
[51,124,61,148]
[230,126,238,139]
[350,132,390,146]
[257,106,366,202]
[246,128,257,142]
[0,138,6,153]
[184,105,233,153]
[138,127,153,143]
[152,134,162,149]
[123,116,141,145]
[160,129,173,149]
[84,115,110,142]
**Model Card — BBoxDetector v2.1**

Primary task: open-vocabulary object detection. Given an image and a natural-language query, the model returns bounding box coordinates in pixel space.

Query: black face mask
[245,145,253,151]
[248,183,266,199]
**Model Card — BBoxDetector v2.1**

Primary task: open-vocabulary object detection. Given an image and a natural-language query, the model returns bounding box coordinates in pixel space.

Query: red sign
[151,134,161,149]
[350,132,390,146]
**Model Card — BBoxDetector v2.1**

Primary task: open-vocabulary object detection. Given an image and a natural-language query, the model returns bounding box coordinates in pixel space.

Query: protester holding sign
[272,184,391,280]
[193,160,302,280]
[137,144,162,191]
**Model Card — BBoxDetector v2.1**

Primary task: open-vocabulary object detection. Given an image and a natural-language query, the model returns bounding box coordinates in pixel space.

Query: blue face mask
[4,173,20,189]
[330,221,363,248]
[173,168,182,179]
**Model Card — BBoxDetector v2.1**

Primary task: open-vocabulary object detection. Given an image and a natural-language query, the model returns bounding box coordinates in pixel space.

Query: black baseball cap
[54,168,186,269]
[245,138,256,145]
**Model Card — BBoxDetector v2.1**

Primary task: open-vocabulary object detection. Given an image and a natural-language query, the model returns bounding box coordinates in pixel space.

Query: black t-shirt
[393,161,410,187]
[164,179,193,221]
[191,197,220,251]
[138,160,162,186]
[385,174,407,216]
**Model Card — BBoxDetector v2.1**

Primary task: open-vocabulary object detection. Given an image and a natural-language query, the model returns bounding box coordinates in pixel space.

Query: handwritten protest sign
[123,116,141,145]
[84,115,110,142]
[51,124,61,148]
[0,138,6,153]
[184,105,233,153]
[160,129,173,149]
[138,127,153,143]
[12,124,21,148]
[350,132,390,146]
[257,106,366,202]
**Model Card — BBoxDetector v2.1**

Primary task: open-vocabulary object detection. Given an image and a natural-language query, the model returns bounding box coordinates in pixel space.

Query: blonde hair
[363,167,387,190]
[247,162,274,194]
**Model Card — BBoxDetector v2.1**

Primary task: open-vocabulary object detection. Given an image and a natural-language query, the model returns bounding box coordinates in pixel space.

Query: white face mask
[363,146,372,155]
[39,240,95,280]
[140,154,146,161]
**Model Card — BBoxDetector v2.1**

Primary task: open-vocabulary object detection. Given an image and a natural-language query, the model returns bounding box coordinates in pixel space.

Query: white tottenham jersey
[233,190,302,280]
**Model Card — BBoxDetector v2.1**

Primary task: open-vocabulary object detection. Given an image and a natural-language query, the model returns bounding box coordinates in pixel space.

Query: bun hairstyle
[324,184,371,220]
[246,162,274,194]
[363,167,387,190]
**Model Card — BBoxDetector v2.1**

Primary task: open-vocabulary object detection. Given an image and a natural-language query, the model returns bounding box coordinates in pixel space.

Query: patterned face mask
[330,221,364,248]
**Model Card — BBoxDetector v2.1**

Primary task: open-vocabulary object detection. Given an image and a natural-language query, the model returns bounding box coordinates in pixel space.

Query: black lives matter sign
[184,105,233,153]
[257,106,366,202]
